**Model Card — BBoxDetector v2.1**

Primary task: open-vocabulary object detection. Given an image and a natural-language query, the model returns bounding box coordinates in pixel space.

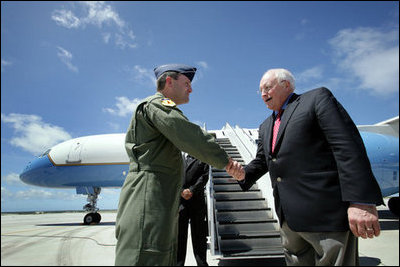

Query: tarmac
[1,201,398,266]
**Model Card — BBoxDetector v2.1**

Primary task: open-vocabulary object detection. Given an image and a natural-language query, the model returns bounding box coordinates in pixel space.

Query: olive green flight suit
[115,92,229,266]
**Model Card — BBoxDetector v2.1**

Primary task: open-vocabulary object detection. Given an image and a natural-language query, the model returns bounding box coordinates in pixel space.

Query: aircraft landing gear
[82,187,102,225]
[84,212,102,224]
[388,197,399,216]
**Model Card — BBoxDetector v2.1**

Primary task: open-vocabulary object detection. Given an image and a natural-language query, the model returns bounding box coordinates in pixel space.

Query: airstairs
[207,123,284,259]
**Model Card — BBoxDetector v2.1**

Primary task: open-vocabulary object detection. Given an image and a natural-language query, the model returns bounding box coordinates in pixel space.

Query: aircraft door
[67,140,83,163]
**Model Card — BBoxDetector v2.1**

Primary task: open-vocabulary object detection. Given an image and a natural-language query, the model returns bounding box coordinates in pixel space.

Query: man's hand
[348,203,380,239]
[225,158,245,181]
[181,189,193,200]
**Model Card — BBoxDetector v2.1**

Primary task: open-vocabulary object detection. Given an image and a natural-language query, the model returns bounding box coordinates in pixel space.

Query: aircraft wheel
[388,197,399,216]
[94,212,102,223]
[84,213,96,225]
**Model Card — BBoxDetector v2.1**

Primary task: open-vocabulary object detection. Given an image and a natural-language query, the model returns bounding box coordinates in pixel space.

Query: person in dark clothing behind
[177,154,210,266]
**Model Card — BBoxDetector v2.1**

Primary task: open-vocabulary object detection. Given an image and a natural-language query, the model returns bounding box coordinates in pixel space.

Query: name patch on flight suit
[161,98,176,107]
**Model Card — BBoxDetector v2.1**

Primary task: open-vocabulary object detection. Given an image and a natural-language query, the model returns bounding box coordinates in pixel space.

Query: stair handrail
[205,124,220,256]
[206,165,221,256]
[222,123,253,163]
[237,126,258,147]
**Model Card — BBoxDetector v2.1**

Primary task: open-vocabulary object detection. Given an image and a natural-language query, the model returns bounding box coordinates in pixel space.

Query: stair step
[218,222,279,239]
[212,168,228,172]
[216,200,268,211]
[213,177,238,184]
[221,147,239,151]
[217,210,275,224]
[212,173,233,178]
[214,192,264,201]
[214,184,258,192]
[220,238,284,256]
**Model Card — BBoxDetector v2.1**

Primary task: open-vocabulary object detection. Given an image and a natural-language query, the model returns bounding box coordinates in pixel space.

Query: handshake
[225,158,245,181]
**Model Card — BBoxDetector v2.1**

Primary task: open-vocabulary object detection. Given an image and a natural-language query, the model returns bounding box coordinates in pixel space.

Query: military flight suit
[115,92,229,266]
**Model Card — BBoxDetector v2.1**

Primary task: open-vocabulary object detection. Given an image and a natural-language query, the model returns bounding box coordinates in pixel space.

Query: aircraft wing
[357,116,399,137]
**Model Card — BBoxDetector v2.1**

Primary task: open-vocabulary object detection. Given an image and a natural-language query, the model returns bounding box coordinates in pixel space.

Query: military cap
[154,64,197,82]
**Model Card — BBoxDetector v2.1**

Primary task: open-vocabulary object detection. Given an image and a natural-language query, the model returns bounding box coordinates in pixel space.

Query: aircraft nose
[20,155,54,186]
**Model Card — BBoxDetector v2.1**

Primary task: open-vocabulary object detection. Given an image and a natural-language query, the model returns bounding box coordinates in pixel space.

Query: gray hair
[156,71,180,91]
[262,68,296,90]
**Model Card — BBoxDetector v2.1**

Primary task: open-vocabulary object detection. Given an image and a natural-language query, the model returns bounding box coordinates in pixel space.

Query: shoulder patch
[161,98,176,107]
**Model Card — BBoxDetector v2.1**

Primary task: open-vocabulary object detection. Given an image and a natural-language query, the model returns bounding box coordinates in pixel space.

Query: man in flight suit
[115,64,243,266]
[177,154,210,266]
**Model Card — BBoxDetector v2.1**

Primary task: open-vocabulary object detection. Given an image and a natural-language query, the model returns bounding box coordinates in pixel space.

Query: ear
[165,76,172,85]
[282,80,290,90]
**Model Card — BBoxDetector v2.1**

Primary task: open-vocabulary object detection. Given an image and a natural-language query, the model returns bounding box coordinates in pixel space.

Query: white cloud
[15,188,54,199]
[51,2,136,49]
[103,96,143,117]
[57,46,78,72]
[2,173,25,186]
[1,113,72,155]
[196,61,208,69]
[1,187,13,201]
[51,9,81,28]
[102,32,111,43]
[102,188,121,195]
[106,121,121,132]
[115,32,137,49]
[294,18,310,40]
[1,58,12,72]
[131,65,156,86]
[296,66,323,83]
[1,187,81,201]
[294,66,325,92]
[329,27,399,95]
[82,1,125,28]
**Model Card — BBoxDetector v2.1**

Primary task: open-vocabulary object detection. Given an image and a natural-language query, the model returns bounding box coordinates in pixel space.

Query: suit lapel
[275,93,300,152]
[264,115,274,155]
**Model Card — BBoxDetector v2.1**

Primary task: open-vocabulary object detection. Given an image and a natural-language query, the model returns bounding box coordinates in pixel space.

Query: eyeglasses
[259,86,272,94]
[258,80,287,94]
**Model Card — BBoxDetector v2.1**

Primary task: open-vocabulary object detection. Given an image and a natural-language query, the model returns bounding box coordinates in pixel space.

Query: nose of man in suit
[259,69,294,111]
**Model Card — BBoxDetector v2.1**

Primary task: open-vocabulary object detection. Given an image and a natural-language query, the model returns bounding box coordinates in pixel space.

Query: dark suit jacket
[240,87,384,232]
[180,155,209,209]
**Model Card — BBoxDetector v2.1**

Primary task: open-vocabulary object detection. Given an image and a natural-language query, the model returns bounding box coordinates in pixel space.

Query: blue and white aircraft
[20,117,399,224]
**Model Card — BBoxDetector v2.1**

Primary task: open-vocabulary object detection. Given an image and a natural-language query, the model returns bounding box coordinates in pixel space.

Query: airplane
[19,117,399,224]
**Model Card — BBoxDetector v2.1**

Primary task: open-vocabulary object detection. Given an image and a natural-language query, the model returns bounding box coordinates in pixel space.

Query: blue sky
[1,1,399,212]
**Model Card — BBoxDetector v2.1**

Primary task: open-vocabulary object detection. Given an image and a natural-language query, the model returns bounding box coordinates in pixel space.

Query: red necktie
[271,110,283,153]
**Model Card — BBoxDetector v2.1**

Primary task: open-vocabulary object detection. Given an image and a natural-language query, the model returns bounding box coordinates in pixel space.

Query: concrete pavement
[1,203,398,266]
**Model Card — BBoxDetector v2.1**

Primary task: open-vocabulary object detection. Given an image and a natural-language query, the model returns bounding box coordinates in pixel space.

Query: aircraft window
[39,149,51,157]
[255,139,260,144]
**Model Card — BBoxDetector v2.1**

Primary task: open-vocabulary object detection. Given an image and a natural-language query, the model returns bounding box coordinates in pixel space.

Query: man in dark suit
[226,68,384,266]
[177,154,209,266]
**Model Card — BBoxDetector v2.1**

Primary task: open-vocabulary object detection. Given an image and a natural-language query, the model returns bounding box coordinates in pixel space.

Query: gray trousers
[280,222,359,266]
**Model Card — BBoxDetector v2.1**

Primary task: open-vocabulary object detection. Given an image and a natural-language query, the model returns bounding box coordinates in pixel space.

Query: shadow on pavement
[360,256,381,266]
[218,257,286,266]
[36,221,115,226]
